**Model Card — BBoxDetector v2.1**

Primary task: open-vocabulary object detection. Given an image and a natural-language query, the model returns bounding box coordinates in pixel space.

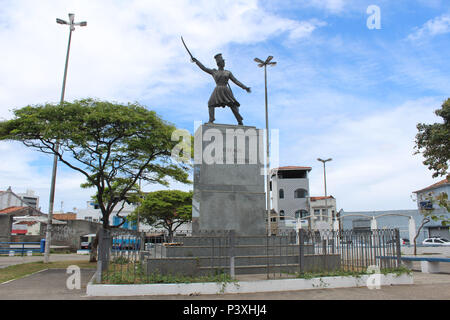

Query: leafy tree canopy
[0,98,192,228]
[415,98,450,179]
[129,189,192,241]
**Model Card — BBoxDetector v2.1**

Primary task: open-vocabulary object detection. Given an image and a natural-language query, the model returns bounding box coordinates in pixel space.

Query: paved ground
[1,250,449,300]
[1,265,449,300]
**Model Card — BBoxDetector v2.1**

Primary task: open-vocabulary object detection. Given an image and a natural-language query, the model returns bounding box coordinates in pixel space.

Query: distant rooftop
[0,206,27,214]
[310,196,335,201]
[413,178,449,194]
[274,166,312,170]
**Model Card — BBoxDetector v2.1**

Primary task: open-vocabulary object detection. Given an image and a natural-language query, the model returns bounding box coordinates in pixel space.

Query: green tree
[414,98,450,179]
[0,98,192,230]
[129,190,192,242]
[413,99,450,254]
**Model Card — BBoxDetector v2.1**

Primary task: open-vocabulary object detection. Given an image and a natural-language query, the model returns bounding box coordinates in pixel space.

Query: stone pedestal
[192,123,266,236]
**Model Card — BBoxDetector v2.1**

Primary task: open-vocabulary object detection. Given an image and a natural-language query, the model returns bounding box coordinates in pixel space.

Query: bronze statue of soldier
[191,54,251,125]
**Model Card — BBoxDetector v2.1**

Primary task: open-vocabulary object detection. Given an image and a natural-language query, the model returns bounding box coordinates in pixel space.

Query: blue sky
[0,0,449,213]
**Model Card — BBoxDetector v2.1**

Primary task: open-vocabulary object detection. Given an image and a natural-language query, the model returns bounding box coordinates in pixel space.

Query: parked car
[384,238,410,245]
[422,237,450,246]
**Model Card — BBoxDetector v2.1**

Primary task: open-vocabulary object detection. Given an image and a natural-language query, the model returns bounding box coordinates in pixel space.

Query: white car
[422,237,450,246]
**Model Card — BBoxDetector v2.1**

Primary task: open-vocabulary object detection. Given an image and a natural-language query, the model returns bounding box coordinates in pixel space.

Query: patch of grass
[101,263,236,285]
[294,269,368,279]
[292,266,412,279]
[380,265,412,276]
[0,260,97,284]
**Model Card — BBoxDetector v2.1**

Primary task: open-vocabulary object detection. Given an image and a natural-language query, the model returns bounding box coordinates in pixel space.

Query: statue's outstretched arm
[230,72,251,92]
[192,58,213,75]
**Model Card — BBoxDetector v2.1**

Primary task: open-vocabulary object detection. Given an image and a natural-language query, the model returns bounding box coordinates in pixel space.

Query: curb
[86,273,413,297]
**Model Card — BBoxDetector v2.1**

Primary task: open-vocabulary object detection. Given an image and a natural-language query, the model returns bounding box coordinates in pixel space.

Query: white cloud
[273,97,444,211]
[292,0,347,14]
[0,0,325,120]
[407,14,450,41]
[0,142,92,212]
[0,0,327,213]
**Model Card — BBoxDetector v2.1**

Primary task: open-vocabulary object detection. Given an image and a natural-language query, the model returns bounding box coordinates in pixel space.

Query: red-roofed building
[413,177,449,239]
[0,206,44,241]
[309,195,337,226]
[269,166,338,232]
[53,213,77,221]
[413,178,449,194]
[12,220,40,235]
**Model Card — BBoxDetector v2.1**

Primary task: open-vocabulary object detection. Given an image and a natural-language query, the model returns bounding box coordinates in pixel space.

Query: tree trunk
[89,229,100,262]
[168,229,174,243]
[413,218,430,256]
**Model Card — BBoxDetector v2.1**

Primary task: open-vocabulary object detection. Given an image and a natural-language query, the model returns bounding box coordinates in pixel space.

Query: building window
[294,188,308,198]
[314,209,320,215]
[279,189,284,199]
[295,210,309,219]
[84,216,92,221]
[279,210,285,221]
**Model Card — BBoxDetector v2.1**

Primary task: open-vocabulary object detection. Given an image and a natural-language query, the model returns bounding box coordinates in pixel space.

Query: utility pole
[254,56,276,236]
[44,13,87,263]
[317,158,332,228]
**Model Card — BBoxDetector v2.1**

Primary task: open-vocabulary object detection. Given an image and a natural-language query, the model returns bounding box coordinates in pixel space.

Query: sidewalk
[1,268,449,300]
[0,254,90,269]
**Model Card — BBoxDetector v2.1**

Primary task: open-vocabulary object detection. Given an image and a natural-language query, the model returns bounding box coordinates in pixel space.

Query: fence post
[40,239,45,253]
[395,228,401,268]
[298,229,305,274]
[229,230,235,278]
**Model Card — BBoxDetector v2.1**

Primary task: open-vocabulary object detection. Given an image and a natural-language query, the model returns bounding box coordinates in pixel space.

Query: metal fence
[298,229,401,273]
[0,241,43,256]
[98,228,402,283]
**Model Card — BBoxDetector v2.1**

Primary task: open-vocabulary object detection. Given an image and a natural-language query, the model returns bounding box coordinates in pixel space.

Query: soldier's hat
[214,53,224,61]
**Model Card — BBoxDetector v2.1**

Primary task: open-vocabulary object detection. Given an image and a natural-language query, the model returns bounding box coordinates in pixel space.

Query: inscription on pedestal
[192,123,266,236]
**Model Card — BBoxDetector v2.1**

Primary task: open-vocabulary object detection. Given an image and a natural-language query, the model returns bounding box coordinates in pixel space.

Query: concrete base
[421,261,440,273]
[86,273,413,296]
[192,123,266,236]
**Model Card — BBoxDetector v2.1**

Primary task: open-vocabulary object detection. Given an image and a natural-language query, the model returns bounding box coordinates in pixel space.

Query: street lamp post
[44,13,87,263]
[254,56,276,236]
[317,158,332,229]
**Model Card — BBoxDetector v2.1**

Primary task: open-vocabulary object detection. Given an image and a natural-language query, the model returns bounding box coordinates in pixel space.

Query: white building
[76,200,137,228]
[0,187,26,210]
[0,187,40,210]
[17,189,40,209]
[270,166,312,231]
[309,196,337,228]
